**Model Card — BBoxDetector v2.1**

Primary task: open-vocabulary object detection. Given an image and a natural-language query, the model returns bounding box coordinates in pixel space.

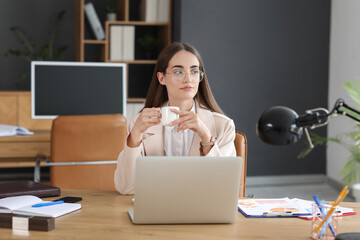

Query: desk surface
[0,130,50,142]
[0,189,359,240]
[0,130,50,143]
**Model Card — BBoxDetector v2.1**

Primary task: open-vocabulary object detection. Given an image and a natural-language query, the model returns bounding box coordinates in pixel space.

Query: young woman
[114,42,236,194]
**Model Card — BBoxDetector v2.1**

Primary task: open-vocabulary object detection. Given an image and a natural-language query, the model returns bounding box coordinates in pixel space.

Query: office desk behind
[0,91,52,169]
[0,130,50,168]
[0,189,359,240]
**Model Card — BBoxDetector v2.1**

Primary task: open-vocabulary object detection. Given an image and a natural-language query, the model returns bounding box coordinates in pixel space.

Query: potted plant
[300,80,360,201]
[4,10,68,89]
[106,6,117,21]
[137,34,158,60]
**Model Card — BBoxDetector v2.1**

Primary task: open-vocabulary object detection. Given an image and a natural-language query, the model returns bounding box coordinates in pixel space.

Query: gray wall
[173,0,331,176]
[328,0,360,183]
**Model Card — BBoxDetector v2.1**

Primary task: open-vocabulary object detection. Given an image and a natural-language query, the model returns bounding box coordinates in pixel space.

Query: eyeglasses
[164,69,204,83]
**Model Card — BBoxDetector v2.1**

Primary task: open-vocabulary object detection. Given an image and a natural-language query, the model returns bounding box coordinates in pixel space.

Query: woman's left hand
[169,108,211,142]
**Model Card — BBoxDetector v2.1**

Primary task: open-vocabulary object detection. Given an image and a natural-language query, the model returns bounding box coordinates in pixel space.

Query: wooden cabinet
[0,91,52,130]
[74,0,172,102]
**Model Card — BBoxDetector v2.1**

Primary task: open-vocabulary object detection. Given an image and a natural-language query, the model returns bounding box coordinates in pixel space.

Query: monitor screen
[31,61,126,119]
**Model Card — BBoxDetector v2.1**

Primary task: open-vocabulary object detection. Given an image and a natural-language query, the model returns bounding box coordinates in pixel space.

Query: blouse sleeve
[114,115,143,194]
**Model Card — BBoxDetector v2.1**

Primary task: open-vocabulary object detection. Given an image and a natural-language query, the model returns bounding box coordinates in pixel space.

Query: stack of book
[140,0,170,23]
[110,25,135,61]
[0,185,81,231]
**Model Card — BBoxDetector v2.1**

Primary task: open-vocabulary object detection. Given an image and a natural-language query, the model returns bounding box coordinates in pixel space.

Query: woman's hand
[169,109,211,143]
[127,108,161,147]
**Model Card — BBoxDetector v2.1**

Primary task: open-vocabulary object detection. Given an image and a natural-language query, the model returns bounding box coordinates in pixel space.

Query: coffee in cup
[161,106,179,126]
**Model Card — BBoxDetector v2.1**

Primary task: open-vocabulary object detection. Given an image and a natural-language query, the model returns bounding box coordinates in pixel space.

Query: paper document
[238,198,311,217]
[0,124,33,137]
[291,198,356,220]
[238,197,357,219]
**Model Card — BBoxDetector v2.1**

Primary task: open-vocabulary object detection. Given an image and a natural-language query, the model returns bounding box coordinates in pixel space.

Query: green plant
[299,80,360,186]
[105,6,116,13]
[4,10,68,88]
[138,34,158,57]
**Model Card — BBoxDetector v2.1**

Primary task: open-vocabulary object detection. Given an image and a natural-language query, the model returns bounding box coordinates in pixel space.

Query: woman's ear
[157,72,166,85]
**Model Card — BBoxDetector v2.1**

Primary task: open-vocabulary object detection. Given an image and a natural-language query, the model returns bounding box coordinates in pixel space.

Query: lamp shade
[257,106,303,145]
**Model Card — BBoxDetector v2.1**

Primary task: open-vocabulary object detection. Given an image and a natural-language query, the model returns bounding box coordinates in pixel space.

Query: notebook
[128,156,242,224]
[0,181,60,199]
[0,195,81,218]
[0,124,33,137]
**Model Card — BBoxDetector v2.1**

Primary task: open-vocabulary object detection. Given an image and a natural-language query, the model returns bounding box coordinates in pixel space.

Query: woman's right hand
[127,108,161,147]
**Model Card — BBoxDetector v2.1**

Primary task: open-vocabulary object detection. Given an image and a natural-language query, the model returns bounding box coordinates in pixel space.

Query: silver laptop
[128,156,242,224]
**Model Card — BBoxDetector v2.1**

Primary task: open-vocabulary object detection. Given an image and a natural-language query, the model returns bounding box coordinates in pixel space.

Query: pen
[313,195,336,237]
[263,211,294,217]
[314,185,349,234]
[32,200,64,208]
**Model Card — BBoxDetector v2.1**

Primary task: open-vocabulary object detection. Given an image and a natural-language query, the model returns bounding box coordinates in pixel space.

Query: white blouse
[163,103,196,156]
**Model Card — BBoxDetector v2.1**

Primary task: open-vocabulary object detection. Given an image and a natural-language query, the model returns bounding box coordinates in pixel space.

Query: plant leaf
[53,46,68,60]
[4,10,68,87]
[9,26,35,54]
[344,81,360,106]
[48,10,66,59]
[301,80,360,186]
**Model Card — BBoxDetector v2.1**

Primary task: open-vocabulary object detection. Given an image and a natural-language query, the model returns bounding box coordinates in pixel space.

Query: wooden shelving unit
[74,0,172,102]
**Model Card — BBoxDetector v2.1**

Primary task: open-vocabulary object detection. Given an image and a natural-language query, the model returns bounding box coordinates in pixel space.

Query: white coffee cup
[161,106,179,126]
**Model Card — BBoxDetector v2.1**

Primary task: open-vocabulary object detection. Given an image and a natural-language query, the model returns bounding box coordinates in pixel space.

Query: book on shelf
[123,26,135,60]
[140,0,170,23]
[110,25,135,61]
[0,195,81,218]
[0,213,55,231]
[0,181,60,199]
[84,2,105,40]
[158,0,170,23]
[0,124,33,137]
[110,25,123,60]
[140,0,157,22]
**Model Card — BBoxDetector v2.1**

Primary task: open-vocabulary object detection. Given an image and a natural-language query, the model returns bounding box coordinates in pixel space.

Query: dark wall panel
[0,0,115,90]
[173,0,330,176]
[0,0,74,90]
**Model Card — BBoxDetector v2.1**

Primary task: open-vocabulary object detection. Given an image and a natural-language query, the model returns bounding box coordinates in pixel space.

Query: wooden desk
[0,189,359,240]
[0,130,50,168]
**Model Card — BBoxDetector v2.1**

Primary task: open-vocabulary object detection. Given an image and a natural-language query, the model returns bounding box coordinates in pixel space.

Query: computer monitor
[31,61,126,119]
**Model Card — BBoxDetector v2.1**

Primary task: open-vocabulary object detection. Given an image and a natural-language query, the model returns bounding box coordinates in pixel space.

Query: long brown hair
[144,42,224,114]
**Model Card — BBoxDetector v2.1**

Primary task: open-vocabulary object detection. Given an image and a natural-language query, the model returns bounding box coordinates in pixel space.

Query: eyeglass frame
[162,69,205,83]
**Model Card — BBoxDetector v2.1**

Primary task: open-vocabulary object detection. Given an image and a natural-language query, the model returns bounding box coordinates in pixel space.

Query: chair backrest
[234,131,247,198]
[50,114,127,191]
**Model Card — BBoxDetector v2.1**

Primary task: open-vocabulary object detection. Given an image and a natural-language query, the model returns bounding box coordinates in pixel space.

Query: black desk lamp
[257,98,360,148]
[257,99,360,240]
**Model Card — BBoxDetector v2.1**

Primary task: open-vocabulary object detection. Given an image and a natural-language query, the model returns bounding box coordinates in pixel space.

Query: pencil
[313,195,336,237]
[314,186,349,234]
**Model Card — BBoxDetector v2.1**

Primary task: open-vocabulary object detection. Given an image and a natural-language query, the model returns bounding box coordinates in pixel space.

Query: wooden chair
[35,114,127,191]
[234,131,248,198]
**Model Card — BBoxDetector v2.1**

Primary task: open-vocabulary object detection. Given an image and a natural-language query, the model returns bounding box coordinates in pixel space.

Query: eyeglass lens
[169,70,204,82]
